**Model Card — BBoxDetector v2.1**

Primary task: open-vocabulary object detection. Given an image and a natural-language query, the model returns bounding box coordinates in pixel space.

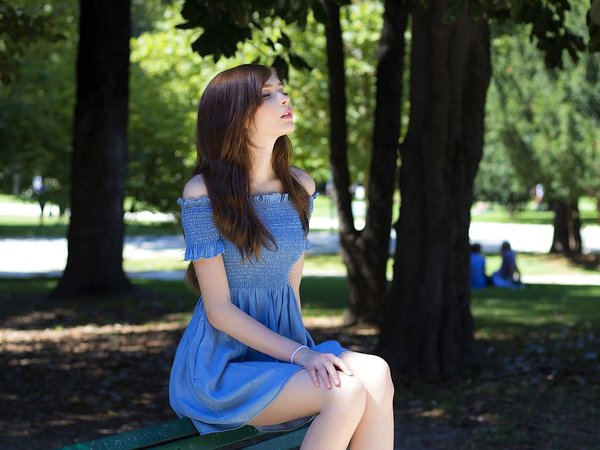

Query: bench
[59,418,309,450]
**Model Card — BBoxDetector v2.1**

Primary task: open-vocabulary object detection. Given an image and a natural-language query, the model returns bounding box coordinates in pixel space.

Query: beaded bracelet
[290,345,308,365]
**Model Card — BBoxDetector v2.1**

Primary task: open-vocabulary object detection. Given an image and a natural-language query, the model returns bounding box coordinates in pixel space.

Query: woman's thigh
[248,368,362,427]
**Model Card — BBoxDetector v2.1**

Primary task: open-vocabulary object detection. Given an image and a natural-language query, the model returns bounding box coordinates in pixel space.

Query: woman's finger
[323,360,340,387]
[310,368,320,388]
[331,356,353,376]
[316,368,331,389]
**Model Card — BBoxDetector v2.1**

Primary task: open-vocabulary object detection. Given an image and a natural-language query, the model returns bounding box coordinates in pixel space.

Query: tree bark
[323,0,408,325]
[550,199,582,255]
[377,2,491,378]
[51,0,132,298]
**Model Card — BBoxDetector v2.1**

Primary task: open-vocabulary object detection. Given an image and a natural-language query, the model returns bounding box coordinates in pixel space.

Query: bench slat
[58,419,309,450]
[150,426,265,450]
[58,419,199,450]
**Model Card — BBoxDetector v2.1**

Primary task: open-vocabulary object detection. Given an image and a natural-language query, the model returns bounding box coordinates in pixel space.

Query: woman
[491,241,522,288]
[169,64,394,449]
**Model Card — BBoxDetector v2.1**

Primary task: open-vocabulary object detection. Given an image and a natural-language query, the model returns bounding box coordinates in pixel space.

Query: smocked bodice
[178,192,314,289]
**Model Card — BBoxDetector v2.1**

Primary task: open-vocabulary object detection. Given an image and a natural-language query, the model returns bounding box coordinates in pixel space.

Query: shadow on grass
[1,277,599,449]
[0,278,198,330]
[0,276,351,330]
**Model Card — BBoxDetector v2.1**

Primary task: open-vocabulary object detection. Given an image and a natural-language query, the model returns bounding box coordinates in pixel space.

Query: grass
[471,197,599,225]
[2,275,598,328]
[302,252,599,279]
[0,218,180,238]
[121,252,600,278]
[471,284,600,338]
[1,276,599,448]
[398,283,600,448]
[4,193,595,238]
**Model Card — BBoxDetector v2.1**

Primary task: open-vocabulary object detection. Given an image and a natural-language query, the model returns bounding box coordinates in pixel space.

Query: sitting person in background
[491,241,522,288]
[470,243,489,289]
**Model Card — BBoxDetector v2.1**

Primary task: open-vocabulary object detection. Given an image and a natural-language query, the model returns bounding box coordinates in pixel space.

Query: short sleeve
[304,192,318,251]
[178,197,224,261]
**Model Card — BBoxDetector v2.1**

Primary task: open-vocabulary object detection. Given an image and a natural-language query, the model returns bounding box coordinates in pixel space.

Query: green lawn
[1,193,598,237]
[472,284,600,338]
[2,276,598,329]
[471,197,599,225]
[120,252,599,280]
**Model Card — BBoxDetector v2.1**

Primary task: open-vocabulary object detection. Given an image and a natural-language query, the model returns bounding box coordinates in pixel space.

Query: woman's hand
[294,348,353,389]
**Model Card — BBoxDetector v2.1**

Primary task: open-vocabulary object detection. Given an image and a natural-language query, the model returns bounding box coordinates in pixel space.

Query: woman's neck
[248,136,275,187]
[250,152,282,194]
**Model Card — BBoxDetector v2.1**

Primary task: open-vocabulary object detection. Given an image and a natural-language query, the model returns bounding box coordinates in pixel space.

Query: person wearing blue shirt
[470,243,488,289]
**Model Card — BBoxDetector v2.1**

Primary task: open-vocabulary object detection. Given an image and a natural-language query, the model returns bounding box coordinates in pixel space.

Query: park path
[1,203,599,284]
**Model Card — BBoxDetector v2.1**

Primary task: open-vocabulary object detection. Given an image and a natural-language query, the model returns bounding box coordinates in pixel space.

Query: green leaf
[289,52,312,71]
[278,32,291,48]
[271,55,289,81]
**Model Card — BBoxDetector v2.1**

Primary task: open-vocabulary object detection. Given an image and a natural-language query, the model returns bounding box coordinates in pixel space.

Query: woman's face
[249,74,294,139]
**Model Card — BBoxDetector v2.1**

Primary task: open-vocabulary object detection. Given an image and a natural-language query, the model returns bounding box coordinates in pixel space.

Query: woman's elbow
[204,303,231,332]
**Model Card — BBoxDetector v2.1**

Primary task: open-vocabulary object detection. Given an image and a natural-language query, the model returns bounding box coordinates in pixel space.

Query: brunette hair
[184,64,310,292]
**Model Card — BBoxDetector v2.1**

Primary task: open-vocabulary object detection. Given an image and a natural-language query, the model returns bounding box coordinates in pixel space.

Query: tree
[51,0,132,298]
[323,0,407,324]
[177,0,599,378]
[378,0,600,378]
[486,10,600,256]
[375,1,491,377]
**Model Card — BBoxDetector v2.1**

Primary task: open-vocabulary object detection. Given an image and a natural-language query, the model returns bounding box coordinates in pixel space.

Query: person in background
[470,243,488,289]
[491,241,522,288]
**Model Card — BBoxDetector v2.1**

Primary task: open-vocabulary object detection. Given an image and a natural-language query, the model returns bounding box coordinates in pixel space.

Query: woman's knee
[344,353,394,400]
[324,372,367,413]
[372,355,395,399]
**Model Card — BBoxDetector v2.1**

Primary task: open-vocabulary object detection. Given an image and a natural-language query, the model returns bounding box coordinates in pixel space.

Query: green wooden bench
[58,418,309,450]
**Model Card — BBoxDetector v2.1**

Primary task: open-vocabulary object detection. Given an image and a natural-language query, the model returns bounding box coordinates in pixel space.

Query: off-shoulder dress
[169,192,346,435]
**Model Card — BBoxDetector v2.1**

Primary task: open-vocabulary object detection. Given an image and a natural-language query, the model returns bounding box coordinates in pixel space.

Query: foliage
[445,0,600,68]
[0,0,64,85]
[483,15,600,208]
[0,1,76,210]
[0,1,382,212]
[176,0,351,78]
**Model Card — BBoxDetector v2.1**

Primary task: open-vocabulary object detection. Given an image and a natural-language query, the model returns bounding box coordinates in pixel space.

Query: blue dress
[169,192,346,435]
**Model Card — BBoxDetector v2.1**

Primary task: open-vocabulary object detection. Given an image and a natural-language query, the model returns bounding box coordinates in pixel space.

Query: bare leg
[340,352,395,450]
[249,369,367,450]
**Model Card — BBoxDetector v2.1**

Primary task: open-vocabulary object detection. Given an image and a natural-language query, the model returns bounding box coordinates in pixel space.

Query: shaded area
[1,279,599,449]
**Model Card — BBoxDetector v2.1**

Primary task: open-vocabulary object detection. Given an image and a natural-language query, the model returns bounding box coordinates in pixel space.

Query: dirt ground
[0,292,474,450]
[3,289,599,449]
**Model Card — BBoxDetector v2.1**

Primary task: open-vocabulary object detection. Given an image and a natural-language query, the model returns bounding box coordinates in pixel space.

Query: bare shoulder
[182,174,208,200]
[290,167,316,195]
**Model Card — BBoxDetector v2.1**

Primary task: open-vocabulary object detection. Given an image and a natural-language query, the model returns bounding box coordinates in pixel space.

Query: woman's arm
[194,255,351,388]
[194,255,300,361]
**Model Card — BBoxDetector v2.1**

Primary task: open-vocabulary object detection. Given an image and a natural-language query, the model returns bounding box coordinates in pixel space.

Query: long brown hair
[185,64,310,292]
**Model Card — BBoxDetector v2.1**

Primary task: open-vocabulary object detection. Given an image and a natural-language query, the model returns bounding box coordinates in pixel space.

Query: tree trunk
[51,0,132,298]
[377,3,491,378]
[323,0,408,325]
[550,199,582,255]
